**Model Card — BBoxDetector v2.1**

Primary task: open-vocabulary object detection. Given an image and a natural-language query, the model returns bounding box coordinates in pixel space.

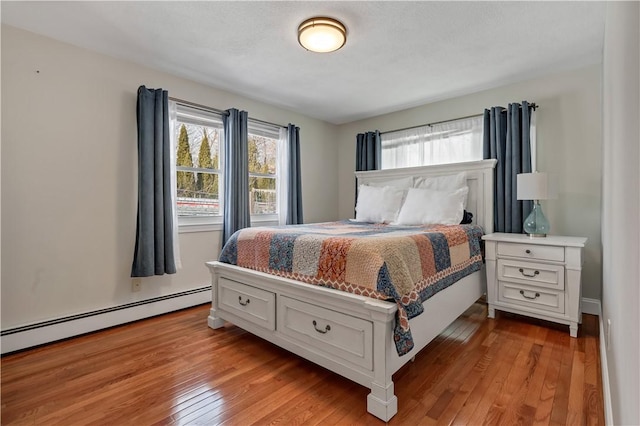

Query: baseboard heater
[1,286,212,354]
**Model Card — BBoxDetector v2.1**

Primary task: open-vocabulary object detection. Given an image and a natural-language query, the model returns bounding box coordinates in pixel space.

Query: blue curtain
[356,131,381,171]
[131,86,176,277]
[483,101,533,233]
[286,124,303,225]
[355,131,381,209]
[222,108,250,245]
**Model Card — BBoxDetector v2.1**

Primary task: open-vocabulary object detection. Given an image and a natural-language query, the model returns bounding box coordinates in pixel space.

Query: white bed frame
[206,159,497,421]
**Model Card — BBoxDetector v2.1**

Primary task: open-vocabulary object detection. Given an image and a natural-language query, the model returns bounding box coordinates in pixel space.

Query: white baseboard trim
[594,301,614,426]
[599,314,614,425]
[582,297,602,316]
[578,298,614,424]
[1,286,212,354]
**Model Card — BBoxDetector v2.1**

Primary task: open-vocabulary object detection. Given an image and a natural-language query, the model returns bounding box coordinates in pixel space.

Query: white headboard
[354,159,497,233]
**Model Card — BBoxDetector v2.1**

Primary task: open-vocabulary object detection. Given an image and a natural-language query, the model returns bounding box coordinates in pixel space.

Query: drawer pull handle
[519,268,540,278]
[238,296,250,306]
[520,290,541,300]
[312,320,331,334]
[525,249,532,254]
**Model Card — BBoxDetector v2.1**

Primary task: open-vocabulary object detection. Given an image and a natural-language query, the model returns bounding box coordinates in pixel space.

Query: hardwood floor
[1,302,604,425]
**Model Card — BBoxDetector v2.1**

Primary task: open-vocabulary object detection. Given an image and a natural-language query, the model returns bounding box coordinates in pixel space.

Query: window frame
[247,120,281,224]
[381,115,484,170]
[173,102,225,232]
[171,101,283,232]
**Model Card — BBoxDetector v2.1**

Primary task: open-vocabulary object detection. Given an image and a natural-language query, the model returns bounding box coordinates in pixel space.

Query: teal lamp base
[523,201,550,237]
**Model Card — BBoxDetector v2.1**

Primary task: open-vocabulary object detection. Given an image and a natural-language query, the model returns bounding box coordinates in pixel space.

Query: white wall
[601,2,640,425]
[336,65,603,300]
[0,25,339,329]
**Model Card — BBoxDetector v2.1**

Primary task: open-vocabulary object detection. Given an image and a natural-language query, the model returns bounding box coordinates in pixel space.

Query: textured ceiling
[1,1,606,124]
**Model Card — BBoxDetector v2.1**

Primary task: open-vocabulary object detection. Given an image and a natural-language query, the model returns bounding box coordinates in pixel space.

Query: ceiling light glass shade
[298,17,346,53]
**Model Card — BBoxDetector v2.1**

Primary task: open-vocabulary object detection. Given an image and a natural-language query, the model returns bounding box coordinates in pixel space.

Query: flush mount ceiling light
[298,17,346,53]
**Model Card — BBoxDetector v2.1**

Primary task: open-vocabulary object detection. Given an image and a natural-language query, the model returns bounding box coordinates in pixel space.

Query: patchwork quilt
[219,220,484,356]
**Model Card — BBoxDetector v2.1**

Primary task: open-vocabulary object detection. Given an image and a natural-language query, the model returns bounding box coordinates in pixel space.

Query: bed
[206,159,497,421]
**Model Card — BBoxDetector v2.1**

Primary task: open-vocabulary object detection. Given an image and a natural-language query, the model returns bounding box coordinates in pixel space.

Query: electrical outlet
[606,318,612,349]
[132,278,142,292]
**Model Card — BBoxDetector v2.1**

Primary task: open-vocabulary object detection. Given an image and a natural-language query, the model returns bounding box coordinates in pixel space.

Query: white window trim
[172,101,225,232]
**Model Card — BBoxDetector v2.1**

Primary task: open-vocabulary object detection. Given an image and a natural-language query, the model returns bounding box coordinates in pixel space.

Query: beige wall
[1,25,339,328]
[336,65,603,300]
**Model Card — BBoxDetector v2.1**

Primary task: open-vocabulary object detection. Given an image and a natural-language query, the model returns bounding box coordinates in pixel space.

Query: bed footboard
[207,308,225,329]
[206,261,400,421]
[206,261,484,422]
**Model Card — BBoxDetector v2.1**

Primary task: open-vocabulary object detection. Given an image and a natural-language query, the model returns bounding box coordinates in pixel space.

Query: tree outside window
[175,122,221,216]
[248,133,277,215]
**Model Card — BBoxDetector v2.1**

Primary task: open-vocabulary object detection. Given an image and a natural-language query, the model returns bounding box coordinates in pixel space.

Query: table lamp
[517,172,553,237]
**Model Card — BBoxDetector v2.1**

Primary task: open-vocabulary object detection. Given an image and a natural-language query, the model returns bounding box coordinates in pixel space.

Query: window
[171,101,282,229]
[381,115,483,169]
[174,103,223,220]
[248,122,279,219]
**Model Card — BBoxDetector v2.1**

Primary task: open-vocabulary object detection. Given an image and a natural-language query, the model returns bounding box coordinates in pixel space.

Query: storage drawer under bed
[218,277,276,331]
[277,295,373,370]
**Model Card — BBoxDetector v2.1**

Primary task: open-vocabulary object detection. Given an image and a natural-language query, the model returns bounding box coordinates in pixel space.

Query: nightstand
[482,233,587,337]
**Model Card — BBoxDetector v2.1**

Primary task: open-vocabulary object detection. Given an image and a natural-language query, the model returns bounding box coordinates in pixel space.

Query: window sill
[178,216,222,233]
[178,223,223,233]
[251,214,279,226]
[178,216,279,233]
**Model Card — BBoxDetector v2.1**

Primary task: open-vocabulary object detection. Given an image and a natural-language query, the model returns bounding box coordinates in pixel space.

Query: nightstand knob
[525,249,532,254]
[519,268,540,278]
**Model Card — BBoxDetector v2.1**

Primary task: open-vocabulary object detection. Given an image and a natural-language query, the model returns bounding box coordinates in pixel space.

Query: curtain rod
[168,96,287,129]
[381,113,483,135]
[380,103,538,136]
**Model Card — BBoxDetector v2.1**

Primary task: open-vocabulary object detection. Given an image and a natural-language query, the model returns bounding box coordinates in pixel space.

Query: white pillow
[394,186,469,226]
[355,185,405,223]
[414,172,468,208]
[367,176,414,189]
[414,172,467,191]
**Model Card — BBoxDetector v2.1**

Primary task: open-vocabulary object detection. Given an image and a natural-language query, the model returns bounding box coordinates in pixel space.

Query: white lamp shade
[517,172,556,200]
[298,17,346,53]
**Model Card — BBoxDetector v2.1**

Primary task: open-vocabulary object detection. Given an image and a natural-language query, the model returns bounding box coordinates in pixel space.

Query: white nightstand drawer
[497,242,564,262]
[218,278,276,331]
[498,282,565,314]
[277,295,373,370]
[497,259,565,290]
